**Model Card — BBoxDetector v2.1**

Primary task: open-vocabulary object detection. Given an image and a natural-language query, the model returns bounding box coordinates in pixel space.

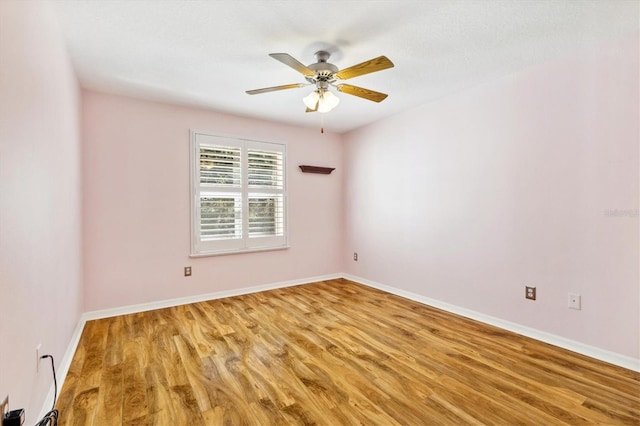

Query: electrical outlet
[525,286,536,300]
[36,343,42,373]
[184,266,192,277]
[568,293,581,310]
[353,252,358,261]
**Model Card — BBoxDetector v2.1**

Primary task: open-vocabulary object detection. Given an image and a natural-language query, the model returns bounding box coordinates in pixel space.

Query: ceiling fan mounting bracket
[314,50,331,63]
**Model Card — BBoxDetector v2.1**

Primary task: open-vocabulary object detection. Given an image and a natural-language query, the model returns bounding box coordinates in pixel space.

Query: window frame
[190,130,288,256]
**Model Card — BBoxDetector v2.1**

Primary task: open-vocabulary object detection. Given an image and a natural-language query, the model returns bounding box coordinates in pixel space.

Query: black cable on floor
[34,355,58,426]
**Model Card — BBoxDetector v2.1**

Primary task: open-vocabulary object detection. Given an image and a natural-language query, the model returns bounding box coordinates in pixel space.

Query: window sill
[189,245,290,258]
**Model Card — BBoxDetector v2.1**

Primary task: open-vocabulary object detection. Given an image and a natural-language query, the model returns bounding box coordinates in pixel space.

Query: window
[190,131,287,255]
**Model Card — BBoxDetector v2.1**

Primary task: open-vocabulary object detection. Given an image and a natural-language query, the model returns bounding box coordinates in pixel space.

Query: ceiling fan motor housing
[305,51,338,85]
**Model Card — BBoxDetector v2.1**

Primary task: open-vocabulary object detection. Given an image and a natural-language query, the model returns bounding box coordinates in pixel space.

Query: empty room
[1,0,638,425]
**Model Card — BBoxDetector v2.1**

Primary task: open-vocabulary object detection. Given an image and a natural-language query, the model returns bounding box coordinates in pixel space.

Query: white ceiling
[52,0,638,134]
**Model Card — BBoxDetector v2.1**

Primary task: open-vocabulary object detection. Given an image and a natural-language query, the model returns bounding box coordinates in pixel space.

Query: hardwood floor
[56,279,640,425]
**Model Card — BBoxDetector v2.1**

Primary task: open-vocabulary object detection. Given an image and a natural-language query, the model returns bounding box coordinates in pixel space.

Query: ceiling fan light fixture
[303,88,340,113]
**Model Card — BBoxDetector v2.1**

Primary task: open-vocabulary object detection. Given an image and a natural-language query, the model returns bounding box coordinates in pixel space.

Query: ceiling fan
[246,50,394,113]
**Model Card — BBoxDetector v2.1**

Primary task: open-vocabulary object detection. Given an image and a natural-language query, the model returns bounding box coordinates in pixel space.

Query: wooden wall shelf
[299,165,335,174]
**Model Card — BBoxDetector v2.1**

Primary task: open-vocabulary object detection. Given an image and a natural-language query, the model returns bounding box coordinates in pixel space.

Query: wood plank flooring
[56,279,640,425]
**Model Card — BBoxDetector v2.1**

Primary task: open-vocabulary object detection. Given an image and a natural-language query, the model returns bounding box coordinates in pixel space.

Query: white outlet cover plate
[568,293,581,310]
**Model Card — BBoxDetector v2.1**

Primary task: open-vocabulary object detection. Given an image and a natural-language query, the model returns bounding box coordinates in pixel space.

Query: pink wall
[82,91,344,311]
[343,34,639,359]
[0,1,82,422]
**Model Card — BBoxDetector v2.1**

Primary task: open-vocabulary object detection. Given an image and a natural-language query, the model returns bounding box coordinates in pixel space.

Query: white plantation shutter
[191,132,287,255]
[199,145,242,242]
[247,148,285,241]
[248,197,282,236]
[199,145,241,186]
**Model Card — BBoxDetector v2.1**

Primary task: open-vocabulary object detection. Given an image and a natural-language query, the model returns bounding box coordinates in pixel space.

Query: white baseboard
[343,273,640,373]
[38,316,86,420]
[82,273,343,321]
[43,270,638,417]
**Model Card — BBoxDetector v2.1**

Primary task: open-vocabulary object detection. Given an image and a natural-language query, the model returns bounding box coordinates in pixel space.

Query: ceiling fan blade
[246,83,307,95]
[335,84,388,102]
[334,56,394,80]
[269,53,315,77]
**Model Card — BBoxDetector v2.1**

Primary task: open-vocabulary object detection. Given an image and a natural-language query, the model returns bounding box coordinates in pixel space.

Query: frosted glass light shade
[302,89,340,113]
[303,91,320,109]
[317,90,339,113]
